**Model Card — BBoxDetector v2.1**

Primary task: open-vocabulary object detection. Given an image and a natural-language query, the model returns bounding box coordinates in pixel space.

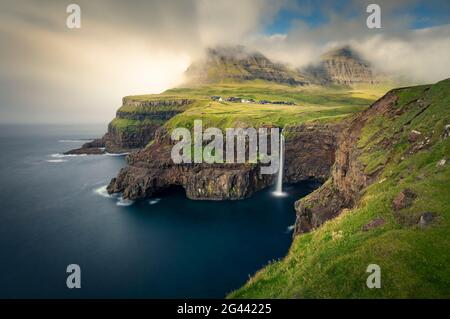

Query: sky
[0,0,449,124]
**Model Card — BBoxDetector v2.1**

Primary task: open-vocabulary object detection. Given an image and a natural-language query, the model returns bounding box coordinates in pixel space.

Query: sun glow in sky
[0,0,449,124]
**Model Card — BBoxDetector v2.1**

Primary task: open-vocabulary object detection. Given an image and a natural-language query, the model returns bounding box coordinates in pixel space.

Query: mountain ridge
[184,45,379,86]
[184,45,309,86]
[304,45,377,85]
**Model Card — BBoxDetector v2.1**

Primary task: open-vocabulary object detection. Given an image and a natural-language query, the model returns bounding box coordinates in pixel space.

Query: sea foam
[94,185,114,198]
[50,153,87,158]
[286,224,295,233]
[149,198,161,205]
[46,159,68,163]
[117,197,134,206]
[58,139,92,143]
[105,152,130,157]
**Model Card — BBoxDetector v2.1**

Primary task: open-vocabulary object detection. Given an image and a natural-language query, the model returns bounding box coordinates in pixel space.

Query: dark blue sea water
[0,124,318,298]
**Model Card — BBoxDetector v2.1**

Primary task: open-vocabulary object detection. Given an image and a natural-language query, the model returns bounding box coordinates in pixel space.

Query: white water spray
[273,134,286,197]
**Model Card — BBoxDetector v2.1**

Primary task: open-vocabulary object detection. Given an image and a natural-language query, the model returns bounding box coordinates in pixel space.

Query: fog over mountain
[0,0,449,123]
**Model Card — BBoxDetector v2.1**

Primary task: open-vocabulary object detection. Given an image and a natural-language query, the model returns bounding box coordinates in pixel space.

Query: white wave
[58,139,92,143]
[46,159,67,163]
[149,198,161,205]
[94,185,113,198]
[286,224,295,233]
[105,152,130,156]
[50,153,87,158]
[117,197,134,206]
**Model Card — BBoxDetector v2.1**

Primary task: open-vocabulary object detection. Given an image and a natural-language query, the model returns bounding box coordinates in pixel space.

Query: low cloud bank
[0,0,449,123]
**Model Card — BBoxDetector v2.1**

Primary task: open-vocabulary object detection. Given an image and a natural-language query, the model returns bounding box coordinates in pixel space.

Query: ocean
[0,124,318,298]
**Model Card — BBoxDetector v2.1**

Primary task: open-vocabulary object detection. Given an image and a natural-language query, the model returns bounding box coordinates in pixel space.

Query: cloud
[245,0,450,84]
[352,25,450,83]
[0,0,282,123]
[0,0,449,124]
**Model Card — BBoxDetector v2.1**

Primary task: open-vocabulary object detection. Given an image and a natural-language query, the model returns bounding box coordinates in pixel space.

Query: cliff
[66,97,194,154]
[294,91,398,233]
[107,123,340,200]
[230,79,450,298]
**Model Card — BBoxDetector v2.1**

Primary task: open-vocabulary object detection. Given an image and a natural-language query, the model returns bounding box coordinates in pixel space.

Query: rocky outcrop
[362,218,385,231]
[66,98,193,155]
[107,128,274,200]
[102,122,160,153]
[284,124,340,182]
[107,122,340,201]
[392,189,417,211]
[418,212,435,228]
[108,161,274,201]
[294,91,399,235]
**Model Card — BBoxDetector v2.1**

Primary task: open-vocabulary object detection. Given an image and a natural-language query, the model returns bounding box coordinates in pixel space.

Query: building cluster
[210,96,295,105]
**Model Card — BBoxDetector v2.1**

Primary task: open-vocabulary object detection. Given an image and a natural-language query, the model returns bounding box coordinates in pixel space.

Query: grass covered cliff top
[229,79,450,298]
[112,81,392,133]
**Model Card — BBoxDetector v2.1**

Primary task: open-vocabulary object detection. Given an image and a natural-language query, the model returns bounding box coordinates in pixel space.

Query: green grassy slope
[229,79,450,298]
[113,81,389,135]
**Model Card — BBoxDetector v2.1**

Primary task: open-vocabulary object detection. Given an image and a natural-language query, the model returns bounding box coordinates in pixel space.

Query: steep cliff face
[107,123,340,200]
[294,80,447,235]
[294,91,400,234]
[107,127,274,200]
[284,123,340,183]
[305,46,376,85]
[185,46,309,86]
[103,97,193,152]
[231,79,450,299]
[66,97,193,154]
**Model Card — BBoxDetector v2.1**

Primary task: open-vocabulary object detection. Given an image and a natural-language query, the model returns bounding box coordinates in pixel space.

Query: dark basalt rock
[64,138,106,155]
[106,129,275,200]
[294,181,346,234]
[107,123,341,201]
[284,124,340,183]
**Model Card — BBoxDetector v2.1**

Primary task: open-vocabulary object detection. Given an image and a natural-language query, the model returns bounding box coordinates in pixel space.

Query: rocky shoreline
[105,122,340,201]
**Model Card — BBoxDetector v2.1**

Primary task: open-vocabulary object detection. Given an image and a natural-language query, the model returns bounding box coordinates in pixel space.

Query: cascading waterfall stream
[273,133,286,197]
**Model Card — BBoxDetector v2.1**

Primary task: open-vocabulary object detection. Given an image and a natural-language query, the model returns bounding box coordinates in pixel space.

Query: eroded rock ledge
[107,123,340,200]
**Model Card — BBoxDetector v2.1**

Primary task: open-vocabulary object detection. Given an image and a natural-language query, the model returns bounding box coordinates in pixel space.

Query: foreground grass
[229,79,450,298]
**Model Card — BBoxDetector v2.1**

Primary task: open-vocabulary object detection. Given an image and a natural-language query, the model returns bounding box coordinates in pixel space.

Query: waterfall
[274,134,286,196]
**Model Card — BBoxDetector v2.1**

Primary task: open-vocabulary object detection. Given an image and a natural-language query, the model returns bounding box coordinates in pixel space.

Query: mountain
[66,45,386,156]
[184,45,309,86]
[185,45,379,87]
[305,45,377,85]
